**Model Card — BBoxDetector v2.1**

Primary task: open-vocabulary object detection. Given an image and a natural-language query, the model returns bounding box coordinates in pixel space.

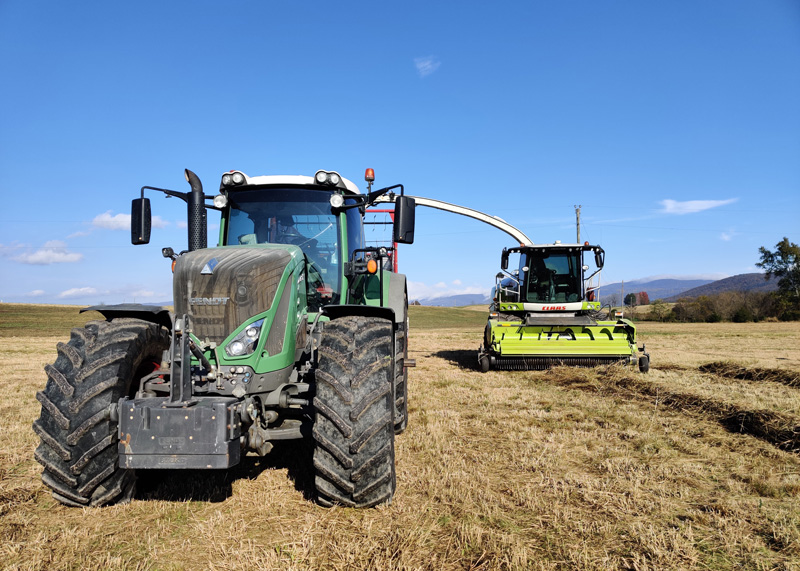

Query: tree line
[631,237,800,323]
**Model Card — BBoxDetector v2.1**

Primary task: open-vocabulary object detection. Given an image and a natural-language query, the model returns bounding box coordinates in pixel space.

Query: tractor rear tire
[33,318,169,507]
[313,316,396,508]
[393,318,409,435]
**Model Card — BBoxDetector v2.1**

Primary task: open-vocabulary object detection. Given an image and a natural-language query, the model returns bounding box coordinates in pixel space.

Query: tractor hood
[173,247,295,344]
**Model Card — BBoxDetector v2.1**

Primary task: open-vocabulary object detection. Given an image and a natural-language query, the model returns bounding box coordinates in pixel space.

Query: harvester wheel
[33,318,169,507]
[638,354,650,373]
[313,316,396,508]
[479,353,491,373]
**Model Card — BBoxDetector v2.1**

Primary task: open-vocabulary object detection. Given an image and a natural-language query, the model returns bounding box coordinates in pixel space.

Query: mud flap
[118,397,241,469]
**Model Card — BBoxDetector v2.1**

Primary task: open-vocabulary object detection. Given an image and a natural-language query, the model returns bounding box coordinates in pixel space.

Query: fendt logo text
[189,297,230,306]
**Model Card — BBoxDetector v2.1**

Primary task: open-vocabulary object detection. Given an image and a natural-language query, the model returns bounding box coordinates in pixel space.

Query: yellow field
[1,305,799,570]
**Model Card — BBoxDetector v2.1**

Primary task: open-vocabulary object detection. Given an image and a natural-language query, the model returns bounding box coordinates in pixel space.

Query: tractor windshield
[224,187,342,301]
[522,249,583,303]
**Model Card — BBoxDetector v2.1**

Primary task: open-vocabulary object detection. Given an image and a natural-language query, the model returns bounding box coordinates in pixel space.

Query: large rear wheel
[393,315,409,435]
[313,316,396,507]
[33,318,169,507]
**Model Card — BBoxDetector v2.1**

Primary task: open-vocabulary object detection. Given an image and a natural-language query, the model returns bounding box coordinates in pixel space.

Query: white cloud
[67,230,92,238]
[177,221,188,229]
[93,211,130,230]
[414,56,441,77]
[93,210,168,230]
[13,240,83,265]
[659,198,738,215]
[720,230,737,241]
[58,287,99,299]
[452,279,462,286]
[126,289,159,299]
[28,290,46,297]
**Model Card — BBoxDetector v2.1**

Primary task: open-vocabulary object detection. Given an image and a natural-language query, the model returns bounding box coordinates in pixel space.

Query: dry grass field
[2,303,800,570]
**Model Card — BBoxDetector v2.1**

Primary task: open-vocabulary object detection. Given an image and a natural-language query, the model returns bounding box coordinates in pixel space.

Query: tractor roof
[516,242,600,251]
[222,171,362,195]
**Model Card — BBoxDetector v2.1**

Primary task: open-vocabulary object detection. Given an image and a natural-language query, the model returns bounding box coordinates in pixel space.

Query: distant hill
[412,273,778,307]
[414,293,491,307]
[664,273,777,301]
[596,279,714,302]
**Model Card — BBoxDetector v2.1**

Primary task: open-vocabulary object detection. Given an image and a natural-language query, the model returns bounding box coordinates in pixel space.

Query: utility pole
[574,205,581,243]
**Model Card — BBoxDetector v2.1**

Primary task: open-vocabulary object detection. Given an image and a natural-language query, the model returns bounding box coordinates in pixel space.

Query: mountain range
[413,273,776,307]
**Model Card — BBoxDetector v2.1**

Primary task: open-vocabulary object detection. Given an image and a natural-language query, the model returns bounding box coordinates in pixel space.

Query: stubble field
[1,303,799,570]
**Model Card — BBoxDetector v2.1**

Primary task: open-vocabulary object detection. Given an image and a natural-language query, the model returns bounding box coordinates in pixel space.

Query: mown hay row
[544,365,800,453]
[699,361,800,387]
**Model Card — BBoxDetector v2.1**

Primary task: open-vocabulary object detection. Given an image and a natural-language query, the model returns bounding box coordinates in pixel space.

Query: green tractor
[34,167,416,508]
[478,241,649,372]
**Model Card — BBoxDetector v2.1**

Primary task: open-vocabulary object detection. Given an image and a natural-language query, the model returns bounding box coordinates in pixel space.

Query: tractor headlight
[315,171,328,184]
[222,174,233,186]
[213,194,228,208]
[225,318,265,357]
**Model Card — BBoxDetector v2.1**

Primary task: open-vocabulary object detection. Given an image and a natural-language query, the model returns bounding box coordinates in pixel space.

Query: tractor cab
[218,172,366,306]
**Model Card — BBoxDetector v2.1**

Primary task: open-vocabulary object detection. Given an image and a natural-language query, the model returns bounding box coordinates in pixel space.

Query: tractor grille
[493,356,629,371]
[173,248,293,344]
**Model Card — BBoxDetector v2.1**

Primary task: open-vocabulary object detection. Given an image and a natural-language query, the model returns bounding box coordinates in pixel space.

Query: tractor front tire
[33,318,169,507]
[313,316,396,508]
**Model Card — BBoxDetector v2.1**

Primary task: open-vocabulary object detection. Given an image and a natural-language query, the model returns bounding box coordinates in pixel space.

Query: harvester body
[479,242,649,372]
[34,168,416,508]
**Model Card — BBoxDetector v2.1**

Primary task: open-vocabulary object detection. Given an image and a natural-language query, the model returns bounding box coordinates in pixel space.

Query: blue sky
[1,1,798,305]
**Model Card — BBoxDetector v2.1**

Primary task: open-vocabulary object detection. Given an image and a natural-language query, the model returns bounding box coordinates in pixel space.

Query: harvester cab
[478,241,649,373]
[35,167,416,509]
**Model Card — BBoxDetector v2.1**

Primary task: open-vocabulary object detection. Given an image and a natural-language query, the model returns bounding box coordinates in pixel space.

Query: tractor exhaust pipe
[185,169,207,251]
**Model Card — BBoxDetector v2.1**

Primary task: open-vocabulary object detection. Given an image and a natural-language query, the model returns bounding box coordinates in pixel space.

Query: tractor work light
[221,171,247,188]
[213,194,228,208]
[313,170,346,188]
[225,318,265,357]
[329,193,345,209]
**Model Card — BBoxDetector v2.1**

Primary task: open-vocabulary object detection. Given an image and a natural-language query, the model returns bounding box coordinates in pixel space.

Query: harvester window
[524,250,582,303]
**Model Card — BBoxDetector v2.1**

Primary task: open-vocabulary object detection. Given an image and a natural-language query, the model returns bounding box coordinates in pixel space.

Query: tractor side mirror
[393,196,415,244]
[501,248,509,270]
[131,198,151,245]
